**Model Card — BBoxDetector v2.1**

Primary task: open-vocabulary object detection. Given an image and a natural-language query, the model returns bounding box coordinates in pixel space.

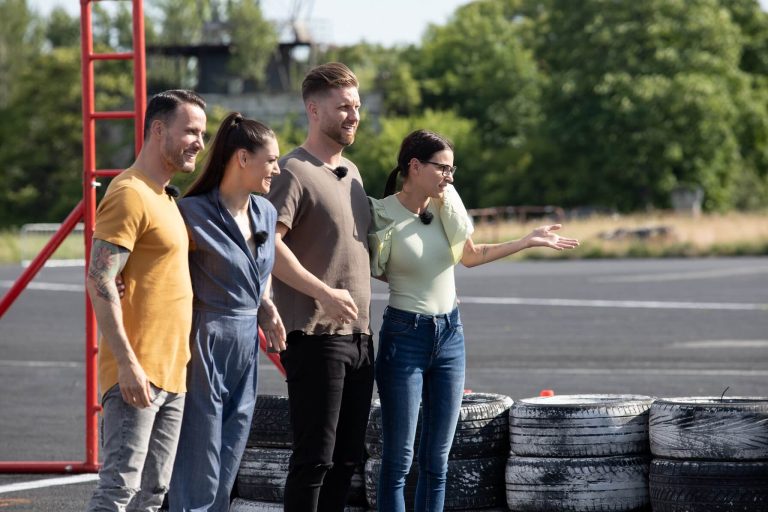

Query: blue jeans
[86,384,185,512]
[375,306,465,512]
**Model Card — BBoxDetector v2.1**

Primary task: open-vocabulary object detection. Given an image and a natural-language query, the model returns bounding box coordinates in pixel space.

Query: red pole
[0,202,84,319]
[132,0,147,152]
[258,328,286,376]
[80,0,100,471]
[0,0,145,474]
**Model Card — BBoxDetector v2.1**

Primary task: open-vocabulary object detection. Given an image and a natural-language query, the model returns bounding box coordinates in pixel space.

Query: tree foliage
[520,0,768,211]
[346,110,479,202]
[2,0,768,228]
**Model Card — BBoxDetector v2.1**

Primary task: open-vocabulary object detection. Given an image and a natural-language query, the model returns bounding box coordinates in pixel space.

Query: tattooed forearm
[87,240,129,305]
[481,245,489,262]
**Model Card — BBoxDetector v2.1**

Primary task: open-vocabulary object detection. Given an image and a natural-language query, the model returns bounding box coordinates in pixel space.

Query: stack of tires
[232,395,367,512]
[506,394,653,511]
[364,392,513,510]
[649,396,768,511]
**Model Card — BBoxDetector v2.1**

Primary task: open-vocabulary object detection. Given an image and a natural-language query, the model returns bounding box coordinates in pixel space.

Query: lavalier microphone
[253,230,268,247]
[332,166,348,179]
[164,185,180,198]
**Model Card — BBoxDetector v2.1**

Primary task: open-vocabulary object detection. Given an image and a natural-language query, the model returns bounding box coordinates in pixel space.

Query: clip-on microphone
[164,185,180,198]
[332,166,348,180]
[253,230,269,247]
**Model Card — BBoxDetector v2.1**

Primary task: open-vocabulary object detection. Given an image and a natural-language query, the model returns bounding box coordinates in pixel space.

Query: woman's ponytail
[383,167,400,198]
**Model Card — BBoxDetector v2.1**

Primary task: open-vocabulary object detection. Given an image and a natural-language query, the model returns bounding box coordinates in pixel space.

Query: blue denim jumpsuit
[169,188,276,511]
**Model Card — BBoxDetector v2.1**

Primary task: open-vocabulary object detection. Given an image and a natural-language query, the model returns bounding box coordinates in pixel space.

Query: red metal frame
[0,0,286,474]
[0,0,146,474]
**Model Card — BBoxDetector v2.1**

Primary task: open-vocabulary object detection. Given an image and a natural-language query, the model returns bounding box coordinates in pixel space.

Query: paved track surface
[1,257,767,510]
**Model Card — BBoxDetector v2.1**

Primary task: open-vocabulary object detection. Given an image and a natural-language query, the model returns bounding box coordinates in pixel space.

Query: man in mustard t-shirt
[84,90,206,512]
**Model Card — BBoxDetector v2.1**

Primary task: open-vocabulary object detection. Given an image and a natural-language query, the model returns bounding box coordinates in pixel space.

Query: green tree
[228,0,278,84]
[720,0,768,75]
[0,0,43,107]
[525,0,767,211]
[412,0,544,207]
[322,43,422,116]
[146,0,277,90]
[0,47,84,225]
[345,110,479,202]
[45,6,80,48]
[0,6,135,227]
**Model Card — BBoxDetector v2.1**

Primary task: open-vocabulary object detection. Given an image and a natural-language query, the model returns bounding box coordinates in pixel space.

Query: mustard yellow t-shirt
[93,168,193,396]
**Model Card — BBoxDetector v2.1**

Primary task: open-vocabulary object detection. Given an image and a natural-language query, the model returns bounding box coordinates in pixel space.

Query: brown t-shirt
[266,147,371,335]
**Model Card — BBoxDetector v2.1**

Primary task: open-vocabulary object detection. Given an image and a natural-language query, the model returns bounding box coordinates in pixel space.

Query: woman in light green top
[368,129,579,512]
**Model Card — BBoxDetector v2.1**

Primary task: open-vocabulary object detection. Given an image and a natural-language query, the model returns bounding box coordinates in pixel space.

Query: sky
[28,0,472,47]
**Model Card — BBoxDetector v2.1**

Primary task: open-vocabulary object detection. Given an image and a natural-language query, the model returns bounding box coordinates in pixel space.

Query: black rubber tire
[236,447,291,502]
[366,392,513,459]
[247,395,292,449]
[649,459,768,511]
[229,498,366,511]
[365,456,506,510]
[347,464,367,507]
[649,397,768,460]
[505,455,650,511]
[235,447,366,506]
[509,394,654,458]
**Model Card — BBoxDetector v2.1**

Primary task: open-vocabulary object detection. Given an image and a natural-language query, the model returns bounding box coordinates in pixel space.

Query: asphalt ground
[1,257,767,510]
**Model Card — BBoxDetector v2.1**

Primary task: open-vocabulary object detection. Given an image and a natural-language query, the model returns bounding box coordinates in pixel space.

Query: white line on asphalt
[0,360,281,370]
[592,266,768,283]
[669,340,768,349]
[372,293,766,311]
[471,367,768,376]
[0,474,99,495]
[6,361,763,377]
[0,280,84,292]
[0,360,83,368]
[21,259,85,268]
[2,283,764,311]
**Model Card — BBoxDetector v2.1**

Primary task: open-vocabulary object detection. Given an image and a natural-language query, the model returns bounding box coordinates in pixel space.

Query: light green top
[368,185,474,315]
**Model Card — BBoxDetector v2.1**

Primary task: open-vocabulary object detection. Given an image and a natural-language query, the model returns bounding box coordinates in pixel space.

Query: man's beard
[324,123,356,147]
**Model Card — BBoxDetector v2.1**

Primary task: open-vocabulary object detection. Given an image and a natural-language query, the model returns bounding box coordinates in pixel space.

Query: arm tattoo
[87,240,129,305]
[481,246,489,262]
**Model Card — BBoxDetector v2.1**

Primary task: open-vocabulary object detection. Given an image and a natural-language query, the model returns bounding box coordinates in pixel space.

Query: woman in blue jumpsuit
[169,112,286,511]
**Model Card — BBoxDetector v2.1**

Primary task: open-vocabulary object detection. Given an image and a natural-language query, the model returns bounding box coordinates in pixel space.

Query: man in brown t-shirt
[266,62,373,512]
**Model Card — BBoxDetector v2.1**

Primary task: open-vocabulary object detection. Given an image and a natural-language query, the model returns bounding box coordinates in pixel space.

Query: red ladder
[0,0,146,473]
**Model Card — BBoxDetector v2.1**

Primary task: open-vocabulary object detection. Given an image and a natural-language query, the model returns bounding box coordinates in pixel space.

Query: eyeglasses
[421,160,457,177]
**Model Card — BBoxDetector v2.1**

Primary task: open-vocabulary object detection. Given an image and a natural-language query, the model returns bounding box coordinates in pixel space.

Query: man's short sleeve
[266,167,303,230]
[93,185,146,252]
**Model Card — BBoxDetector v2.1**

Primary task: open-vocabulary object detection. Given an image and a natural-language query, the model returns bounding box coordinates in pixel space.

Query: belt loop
[445,313,452,330]
[413,313,420,329]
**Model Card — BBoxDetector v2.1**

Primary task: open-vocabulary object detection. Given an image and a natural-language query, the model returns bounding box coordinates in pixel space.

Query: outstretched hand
[525,224,579,251]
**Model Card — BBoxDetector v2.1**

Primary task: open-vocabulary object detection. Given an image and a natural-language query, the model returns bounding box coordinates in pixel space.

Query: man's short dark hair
[143,89,206,140]
[301,62,358,103]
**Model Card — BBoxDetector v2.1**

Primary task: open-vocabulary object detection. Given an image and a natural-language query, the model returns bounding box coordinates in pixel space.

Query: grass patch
[1,211,766,264]
[472,211,768,260]
[0,228,85,265]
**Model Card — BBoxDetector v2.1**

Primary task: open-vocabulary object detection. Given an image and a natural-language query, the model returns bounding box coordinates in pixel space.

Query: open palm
[526,224,580,251]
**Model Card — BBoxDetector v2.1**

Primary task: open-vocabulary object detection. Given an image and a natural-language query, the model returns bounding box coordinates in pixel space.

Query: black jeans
[280,331,375,512]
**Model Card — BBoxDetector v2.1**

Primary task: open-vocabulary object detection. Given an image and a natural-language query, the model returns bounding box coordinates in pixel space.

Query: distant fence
[467,205,566,225]
[20,223,85,267]
[466,206,566,242]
